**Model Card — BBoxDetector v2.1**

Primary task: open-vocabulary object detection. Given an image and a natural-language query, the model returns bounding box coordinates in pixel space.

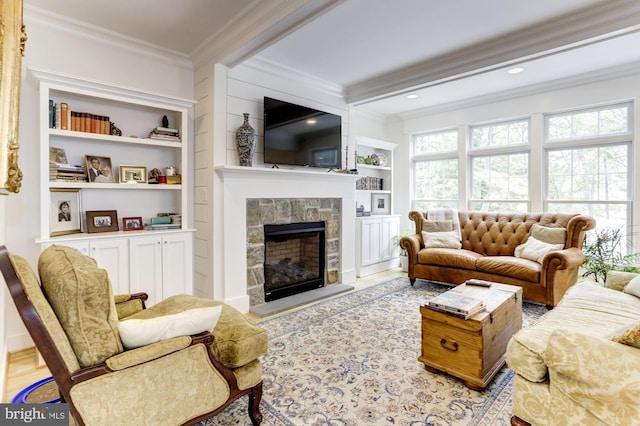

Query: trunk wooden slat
[418,283,523,390]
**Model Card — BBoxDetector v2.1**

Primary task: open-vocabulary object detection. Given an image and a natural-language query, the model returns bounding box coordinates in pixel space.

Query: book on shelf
[428,291,484,316]
[422,304,479,320]
[145,223,182,231]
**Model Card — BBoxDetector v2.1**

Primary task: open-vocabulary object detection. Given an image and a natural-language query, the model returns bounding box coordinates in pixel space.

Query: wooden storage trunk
[418,283,523,390]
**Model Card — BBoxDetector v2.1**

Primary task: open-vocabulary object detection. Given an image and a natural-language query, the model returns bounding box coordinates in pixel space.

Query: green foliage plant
[582,227,640,284]
[392,231,411,256]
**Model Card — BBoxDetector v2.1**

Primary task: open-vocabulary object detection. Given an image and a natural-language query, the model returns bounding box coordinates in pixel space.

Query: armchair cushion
[106,336,192,370]
[118,306,222,349]
[39,245,123,368]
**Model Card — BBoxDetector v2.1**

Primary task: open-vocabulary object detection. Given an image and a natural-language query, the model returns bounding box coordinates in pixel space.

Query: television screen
[264,97,342,168]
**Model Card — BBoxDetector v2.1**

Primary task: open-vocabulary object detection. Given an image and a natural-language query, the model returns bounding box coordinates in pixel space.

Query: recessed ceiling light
[306,119,317,125]
[406,94,419,99]
[507,67,525,74]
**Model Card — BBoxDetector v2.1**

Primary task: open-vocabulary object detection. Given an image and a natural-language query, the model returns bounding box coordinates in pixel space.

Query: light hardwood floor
[3,267,406,403]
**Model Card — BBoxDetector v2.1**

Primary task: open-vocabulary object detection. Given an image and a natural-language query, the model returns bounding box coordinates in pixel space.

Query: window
[469,119,530,212]
[545,103,632,232]
[412,130,458,211]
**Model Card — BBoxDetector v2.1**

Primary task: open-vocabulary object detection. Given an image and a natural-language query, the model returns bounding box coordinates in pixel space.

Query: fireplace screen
[263,221,326,302]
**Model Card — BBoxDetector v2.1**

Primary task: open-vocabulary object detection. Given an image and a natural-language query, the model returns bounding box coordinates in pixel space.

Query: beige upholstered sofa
[1,244,268,425]
[400,210,596,307]
[506,271,640,425]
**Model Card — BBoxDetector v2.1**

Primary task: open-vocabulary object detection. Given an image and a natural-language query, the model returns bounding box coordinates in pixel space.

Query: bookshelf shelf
[49,128,182,148]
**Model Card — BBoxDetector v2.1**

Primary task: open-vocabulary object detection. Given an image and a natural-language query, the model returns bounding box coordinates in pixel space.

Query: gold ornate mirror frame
[0,0,26,194]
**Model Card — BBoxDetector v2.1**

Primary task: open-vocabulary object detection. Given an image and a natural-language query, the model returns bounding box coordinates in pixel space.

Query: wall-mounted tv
[263,97,342,168]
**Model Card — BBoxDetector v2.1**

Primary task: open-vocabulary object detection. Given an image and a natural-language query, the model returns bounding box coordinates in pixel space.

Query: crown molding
[395,60,640,120]
[242,56,345,100]
[24,4,193,70]
[190,0,343,69]
[347,0,640,104]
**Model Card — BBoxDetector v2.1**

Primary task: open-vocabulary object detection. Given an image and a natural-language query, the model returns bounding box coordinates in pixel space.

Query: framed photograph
[371,193,391,215]
[49,189,82,237]
[85,155,114,183]
[119,164,148,184]
[123,216,143,231]
[86,210,119,233]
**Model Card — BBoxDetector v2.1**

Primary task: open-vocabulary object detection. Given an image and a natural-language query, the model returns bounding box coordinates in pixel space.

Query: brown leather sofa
[400,211,596,307]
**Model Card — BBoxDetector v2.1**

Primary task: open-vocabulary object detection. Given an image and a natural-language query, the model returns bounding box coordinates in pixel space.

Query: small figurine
[148,168,161,184]
[162,115,169,128]
[110,122,122,136]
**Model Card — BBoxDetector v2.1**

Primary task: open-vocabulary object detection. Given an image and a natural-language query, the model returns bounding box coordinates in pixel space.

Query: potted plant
[582,226,640,284]
[392,231,411,272]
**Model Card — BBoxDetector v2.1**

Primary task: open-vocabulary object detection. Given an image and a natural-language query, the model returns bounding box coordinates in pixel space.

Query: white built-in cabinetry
[354,136,399,276]
[31,68,195,305]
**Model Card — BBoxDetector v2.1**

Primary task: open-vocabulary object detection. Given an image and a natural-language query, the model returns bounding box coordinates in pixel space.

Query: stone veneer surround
[246,198,341,306]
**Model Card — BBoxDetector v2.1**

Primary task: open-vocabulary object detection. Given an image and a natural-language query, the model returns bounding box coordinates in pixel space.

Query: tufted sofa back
[412,211,591,256]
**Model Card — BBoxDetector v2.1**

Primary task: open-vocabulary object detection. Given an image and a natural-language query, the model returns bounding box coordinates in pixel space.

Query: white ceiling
[23,0,640,116]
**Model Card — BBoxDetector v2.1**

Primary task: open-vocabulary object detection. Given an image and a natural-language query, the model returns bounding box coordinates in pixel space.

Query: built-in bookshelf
[354,136,396,216]
[30,68,196,305]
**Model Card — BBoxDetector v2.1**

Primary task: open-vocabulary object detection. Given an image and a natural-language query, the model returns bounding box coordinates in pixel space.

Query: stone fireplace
[246,198,341,306]
[215,166,359,313]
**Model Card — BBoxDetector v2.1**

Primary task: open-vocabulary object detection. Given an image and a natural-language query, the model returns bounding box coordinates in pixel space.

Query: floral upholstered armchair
[0,244,268,426]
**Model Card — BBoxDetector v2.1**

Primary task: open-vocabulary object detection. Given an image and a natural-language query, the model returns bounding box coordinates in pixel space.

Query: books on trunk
[427,291,484,319]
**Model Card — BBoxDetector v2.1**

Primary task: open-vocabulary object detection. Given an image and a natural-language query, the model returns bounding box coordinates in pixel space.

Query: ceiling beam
[346,0,640,104]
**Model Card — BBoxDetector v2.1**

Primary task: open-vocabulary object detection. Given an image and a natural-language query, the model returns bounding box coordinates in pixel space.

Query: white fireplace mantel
[214,166,360,313]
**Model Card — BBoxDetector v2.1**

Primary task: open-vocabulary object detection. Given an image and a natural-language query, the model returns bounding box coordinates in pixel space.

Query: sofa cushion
[421,230,462,249]
[417,248,481,270]
[506,281,640,382]
[126,294,268,368]
[39,245,123,368]
[531,224,567,245]
[514,236,564,263]
[475,256,540,282]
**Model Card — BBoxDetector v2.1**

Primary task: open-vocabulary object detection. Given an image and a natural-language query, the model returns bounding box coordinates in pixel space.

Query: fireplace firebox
[263,221,326,302]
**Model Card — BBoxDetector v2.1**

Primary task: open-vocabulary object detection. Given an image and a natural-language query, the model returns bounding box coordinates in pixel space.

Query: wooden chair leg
[248,382,263,426]
[511,415,532,426]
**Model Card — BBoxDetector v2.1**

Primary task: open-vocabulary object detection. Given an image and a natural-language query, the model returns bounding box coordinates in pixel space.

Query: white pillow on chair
[118,306,222,349]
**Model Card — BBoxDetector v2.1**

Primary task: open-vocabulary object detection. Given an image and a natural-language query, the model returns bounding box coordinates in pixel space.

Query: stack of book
[49,100,111,134]
[146,215,181,231]
[426,291,485,319]
[49,162,87,182]
[147,126,181,142]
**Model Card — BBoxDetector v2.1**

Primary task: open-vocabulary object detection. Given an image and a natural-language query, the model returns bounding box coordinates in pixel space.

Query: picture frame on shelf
[85,155,114,183]
[86,210,119,233]
[119,164,148,184]
[123,216,143,231]
[371,192,391,215]
[49,188,82,237]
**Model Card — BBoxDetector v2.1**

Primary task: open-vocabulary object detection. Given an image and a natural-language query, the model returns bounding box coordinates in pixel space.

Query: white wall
[387,70,640,237]
[2,6,195,358]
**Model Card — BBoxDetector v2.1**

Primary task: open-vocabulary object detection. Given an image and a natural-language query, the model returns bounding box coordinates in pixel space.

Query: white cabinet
[356,215,400,277]
[129,232,193,306]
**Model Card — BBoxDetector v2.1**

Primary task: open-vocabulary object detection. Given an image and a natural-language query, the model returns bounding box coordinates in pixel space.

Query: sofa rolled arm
[566,214,596,248]
[545,329,640,424]
[543,247,585,270]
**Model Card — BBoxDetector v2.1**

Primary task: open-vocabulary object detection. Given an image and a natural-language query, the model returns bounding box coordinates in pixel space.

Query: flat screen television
[263,97,342,168]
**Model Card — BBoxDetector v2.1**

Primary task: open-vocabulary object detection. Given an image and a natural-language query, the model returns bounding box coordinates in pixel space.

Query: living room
[2,0,640,420]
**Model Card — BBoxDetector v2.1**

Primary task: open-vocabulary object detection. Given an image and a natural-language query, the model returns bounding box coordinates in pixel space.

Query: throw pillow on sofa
[422,230,462,249]
[623,275,640,298]
[422,219,452,232]
[531,223,567,245]
[514,236,564,263]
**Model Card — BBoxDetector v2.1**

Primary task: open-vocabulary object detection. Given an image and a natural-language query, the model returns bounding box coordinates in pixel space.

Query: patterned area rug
[203,278,547,425]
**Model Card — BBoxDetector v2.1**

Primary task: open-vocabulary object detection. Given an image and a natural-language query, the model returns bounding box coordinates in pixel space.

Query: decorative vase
[235,113,256,167]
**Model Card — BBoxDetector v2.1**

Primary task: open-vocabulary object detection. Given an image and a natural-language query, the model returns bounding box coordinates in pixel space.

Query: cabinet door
[161,233,193,299]
[360,218,382,266]
[381,217,400,261]
[89,239,129,296]
[129,236,163,306]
